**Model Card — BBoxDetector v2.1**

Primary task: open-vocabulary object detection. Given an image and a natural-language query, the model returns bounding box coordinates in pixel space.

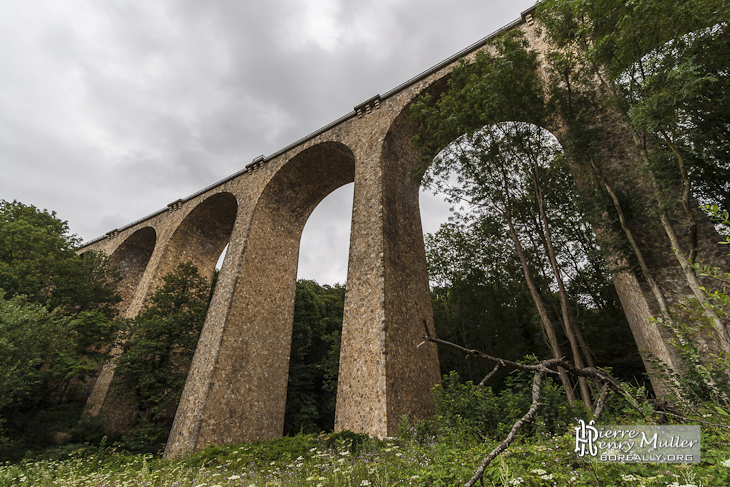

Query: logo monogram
[574,419,598,457]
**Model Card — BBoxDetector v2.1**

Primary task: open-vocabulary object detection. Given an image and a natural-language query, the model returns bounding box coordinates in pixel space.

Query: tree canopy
[0,200,120,315]
[0,200,121,457]
[114,262,212,452]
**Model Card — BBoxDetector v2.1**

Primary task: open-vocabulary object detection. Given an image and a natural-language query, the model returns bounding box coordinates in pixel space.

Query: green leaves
[0,201,122,454]
[115,262,212,442]
[539,0,730,208]
[284,280,345,435]
[0,292,120,456]
[0,200,121,315]
[412,31,545,164]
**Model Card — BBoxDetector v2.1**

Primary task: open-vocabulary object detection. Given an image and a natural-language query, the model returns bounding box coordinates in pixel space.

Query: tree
[114,262,211,450]
[0,294,117,444]
[0,201,121,456]
[426,220,544,384]
[425,212,643,389]
[538,0,730,356]
[411,31,623,409]
[284,280,345,435]
[0,200,120,316]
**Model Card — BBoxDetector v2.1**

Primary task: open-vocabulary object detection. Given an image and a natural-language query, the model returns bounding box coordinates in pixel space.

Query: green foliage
[0,294,119,457]
[412,30,545,161]
[0,201,121,458]
[0,200,120,316]
[645,205,730,410]
[4,426,729,486]
[539,0,730,209]
[654,310,730,411]
[426,213,642,386]
[320,430,371,455]
[114,262,212,451]
[427,221,543,383]
[434,371,580,441]
[284,280,345,435]
[413,28,643,397]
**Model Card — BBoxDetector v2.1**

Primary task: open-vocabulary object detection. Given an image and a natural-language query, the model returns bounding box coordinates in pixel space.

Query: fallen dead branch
[465,368,544,487]
[418,322,652,487]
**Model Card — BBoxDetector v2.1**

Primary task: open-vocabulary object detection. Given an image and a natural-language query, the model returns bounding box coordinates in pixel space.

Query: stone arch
[256,142,356,231]
[238,141,356,433]
[86,194,239,433]
[158,192,238,283]
[166,142,356,455]
[108,227,157,316]
[382,56,685,395]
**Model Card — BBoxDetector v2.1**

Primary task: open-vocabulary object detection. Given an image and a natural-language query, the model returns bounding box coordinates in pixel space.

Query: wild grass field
[2,422,729,487]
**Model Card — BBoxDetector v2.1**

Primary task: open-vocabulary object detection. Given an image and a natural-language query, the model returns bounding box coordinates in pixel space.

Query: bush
[321,430,371,454]
[114,262,211,453]
[434,370,580,440]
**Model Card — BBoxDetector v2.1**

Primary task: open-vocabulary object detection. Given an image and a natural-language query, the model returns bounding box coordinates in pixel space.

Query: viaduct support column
[335,113,441,437]
[165,143,357,458]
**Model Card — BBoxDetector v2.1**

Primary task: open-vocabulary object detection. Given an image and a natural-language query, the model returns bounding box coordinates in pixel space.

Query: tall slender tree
[539,0,730,355]
[412,31,609,408]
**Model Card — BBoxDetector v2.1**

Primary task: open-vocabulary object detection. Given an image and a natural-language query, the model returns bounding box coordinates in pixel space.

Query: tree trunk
[529,163,593,411]
[503,202,576,403]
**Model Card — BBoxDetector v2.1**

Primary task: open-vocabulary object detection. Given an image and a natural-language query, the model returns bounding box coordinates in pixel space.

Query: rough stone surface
[77,8,729,458]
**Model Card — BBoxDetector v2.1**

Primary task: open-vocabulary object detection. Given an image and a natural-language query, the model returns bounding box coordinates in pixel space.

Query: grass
[1,423,729,487]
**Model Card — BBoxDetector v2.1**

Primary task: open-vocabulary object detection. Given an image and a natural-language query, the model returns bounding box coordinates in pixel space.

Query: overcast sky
[0,0,536,284]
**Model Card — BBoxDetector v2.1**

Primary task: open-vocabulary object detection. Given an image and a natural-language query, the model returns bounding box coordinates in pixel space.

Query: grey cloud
[0,0,537,283]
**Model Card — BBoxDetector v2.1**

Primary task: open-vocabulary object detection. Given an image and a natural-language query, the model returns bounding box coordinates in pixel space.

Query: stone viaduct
[78,6,726,459]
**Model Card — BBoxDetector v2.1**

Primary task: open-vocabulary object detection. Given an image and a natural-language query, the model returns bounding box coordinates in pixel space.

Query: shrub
[434,370,580,440]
